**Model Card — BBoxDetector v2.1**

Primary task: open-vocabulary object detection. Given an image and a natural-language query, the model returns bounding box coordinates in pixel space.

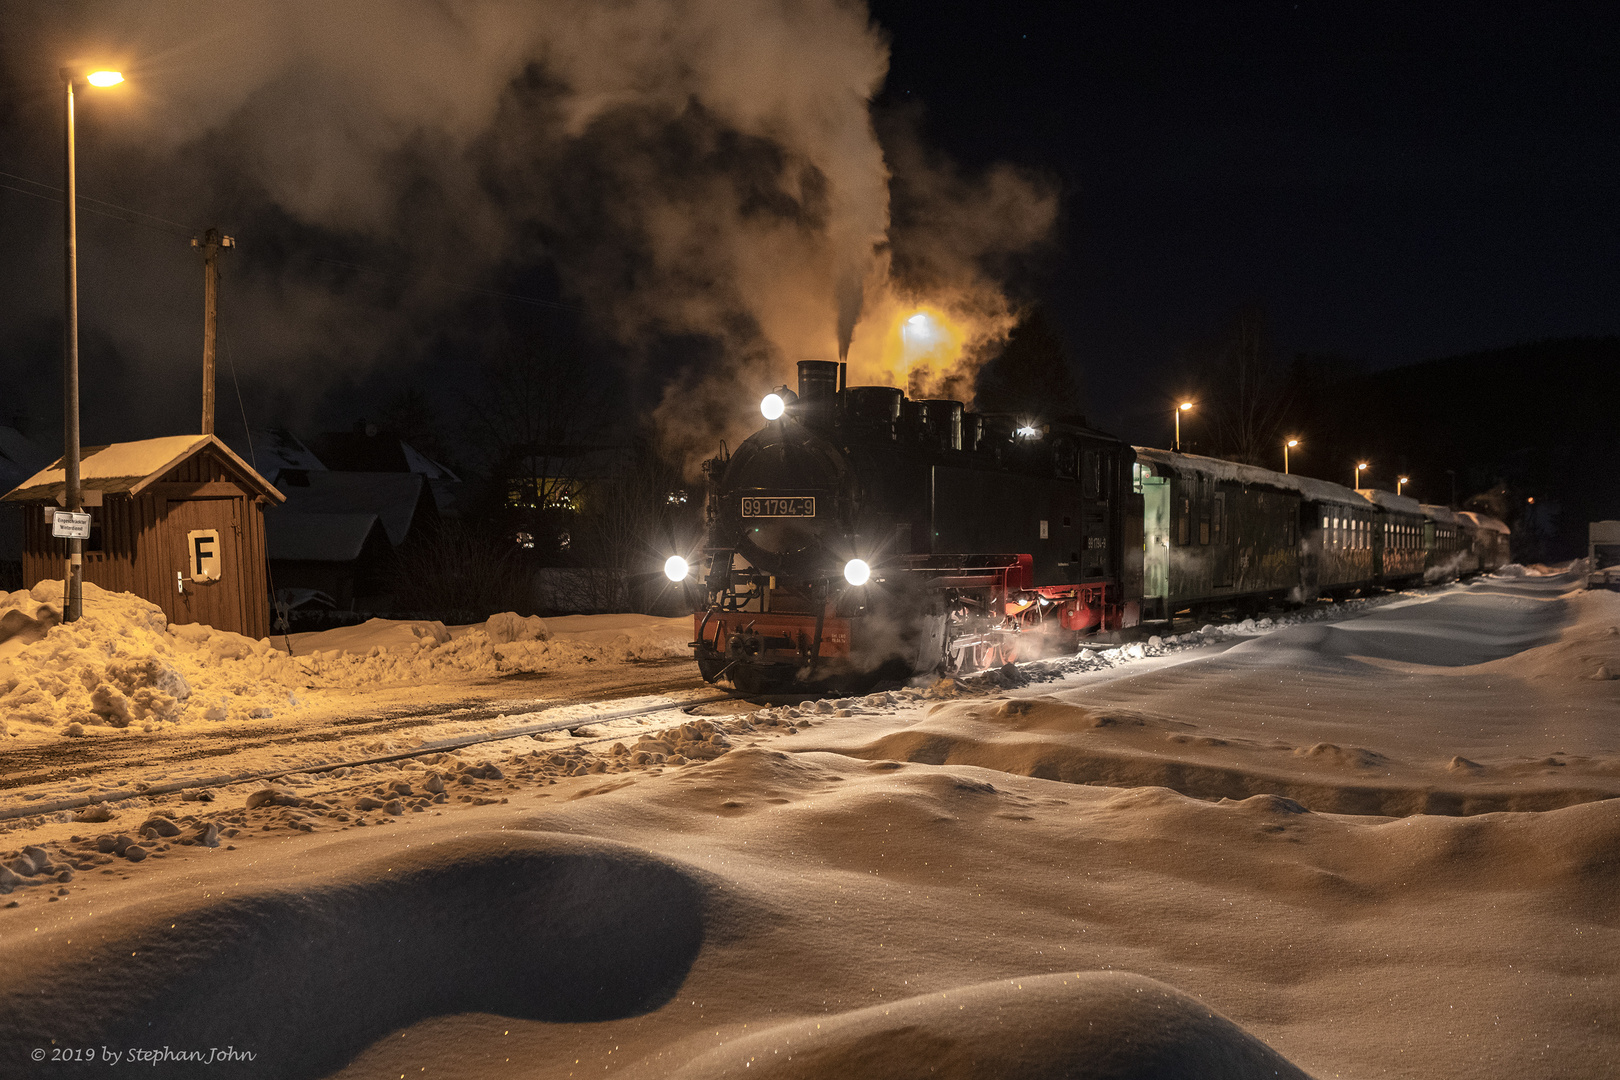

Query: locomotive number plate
[742,496,816,518]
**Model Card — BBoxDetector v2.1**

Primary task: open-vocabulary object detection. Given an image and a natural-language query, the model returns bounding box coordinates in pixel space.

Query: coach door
[1141,473,1170,608]
[1213,490,1234,588]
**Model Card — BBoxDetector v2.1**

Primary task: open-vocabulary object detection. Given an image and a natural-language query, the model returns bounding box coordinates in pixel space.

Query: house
[267,470,439,610]
[0,435,284,637]
[307,423,462,517]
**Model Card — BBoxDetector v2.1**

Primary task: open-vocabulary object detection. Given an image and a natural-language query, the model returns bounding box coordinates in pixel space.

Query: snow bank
[284,611,689,687]
[1,582,691,737]
[0,582,298,734]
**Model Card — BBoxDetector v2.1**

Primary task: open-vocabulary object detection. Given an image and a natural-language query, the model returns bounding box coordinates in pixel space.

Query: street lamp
[1397,475,1409,496]
[1174,401,1193,452]
[1354,461,1368,489]
[60,66,123,622]
[1284,438,1299,474]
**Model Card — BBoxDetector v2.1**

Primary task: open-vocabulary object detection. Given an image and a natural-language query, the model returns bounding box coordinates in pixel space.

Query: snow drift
[0,581,690,737]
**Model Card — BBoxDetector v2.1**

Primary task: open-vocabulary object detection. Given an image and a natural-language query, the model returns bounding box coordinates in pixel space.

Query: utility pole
[191,227,234,435]
[62,70,82,621]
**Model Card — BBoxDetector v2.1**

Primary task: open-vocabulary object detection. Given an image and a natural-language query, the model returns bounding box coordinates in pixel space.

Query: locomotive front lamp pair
[665,553,869,586]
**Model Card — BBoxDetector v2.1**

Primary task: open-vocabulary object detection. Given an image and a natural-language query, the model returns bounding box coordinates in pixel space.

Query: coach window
[1179,496,1190,545]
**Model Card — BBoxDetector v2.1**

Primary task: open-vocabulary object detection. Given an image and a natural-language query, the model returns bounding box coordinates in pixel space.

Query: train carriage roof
[1355,488,1425,515]
[1420,504,1460,525]
[1132,447,1370,507]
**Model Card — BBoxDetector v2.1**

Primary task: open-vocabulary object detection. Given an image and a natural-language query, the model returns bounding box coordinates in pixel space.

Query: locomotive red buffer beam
[693,611,852,662]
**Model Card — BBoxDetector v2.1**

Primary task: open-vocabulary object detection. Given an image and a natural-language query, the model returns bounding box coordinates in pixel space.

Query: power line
[0,173,197,239]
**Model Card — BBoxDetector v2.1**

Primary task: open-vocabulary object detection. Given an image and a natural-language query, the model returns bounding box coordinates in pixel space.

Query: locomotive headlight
[663,555,690,582]
[843,559,871,587]
[760,393,786,420]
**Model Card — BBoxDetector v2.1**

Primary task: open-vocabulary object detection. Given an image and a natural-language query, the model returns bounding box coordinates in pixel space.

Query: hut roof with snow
[1,434,283,506]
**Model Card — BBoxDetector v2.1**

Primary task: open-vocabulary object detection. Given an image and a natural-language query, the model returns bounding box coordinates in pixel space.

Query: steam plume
[1,0,1056,465]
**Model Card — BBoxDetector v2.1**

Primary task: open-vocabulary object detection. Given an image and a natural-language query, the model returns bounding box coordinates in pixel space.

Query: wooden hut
[0,435,284,638]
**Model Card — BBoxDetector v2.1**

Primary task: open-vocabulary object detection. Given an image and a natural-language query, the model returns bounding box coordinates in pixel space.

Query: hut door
[167,498,245,633]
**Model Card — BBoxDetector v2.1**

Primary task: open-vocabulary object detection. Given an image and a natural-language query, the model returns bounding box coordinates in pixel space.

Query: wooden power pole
[192,227,234,435]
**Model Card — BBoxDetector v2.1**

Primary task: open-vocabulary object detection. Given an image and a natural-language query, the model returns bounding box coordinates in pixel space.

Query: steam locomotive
[684,360,1509,693]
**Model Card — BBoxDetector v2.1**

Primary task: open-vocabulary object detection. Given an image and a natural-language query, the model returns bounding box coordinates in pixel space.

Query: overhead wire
[0,168,198,238]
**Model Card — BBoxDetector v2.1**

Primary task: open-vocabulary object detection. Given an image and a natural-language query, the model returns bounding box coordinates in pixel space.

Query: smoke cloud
[0,0,1056,467]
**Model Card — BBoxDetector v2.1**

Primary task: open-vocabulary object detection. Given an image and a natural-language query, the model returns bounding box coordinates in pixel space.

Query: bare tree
[1189,306,1293,466]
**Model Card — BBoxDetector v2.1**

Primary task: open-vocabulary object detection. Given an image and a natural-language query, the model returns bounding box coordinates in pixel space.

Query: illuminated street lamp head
[86,70,124,87]
[1287,439,1300,448]
[1179,402,1194,411]
[760,393,785,421]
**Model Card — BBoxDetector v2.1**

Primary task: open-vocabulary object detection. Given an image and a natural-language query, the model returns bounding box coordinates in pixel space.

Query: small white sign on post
[51,510,92,540]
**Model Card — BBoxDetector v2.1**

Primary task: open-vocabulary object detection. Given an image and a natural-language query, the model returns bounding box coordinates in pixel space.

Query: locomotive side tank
[693,361,1135,692]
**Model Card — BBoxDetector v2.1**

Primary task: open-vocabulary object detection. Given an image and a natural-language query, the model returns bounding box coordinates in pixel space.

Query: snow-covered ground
[2,570,1618,1078]
[0,581,691,740]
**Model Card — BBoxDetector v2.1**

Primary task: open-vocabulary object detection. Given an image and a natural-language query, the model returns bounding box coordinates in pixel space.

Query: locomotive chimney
[797,360,840,427]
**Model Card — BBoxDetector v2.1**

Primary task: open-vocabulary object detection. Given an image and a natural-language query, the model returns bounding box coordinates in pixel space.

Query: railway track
[1,663,713,797]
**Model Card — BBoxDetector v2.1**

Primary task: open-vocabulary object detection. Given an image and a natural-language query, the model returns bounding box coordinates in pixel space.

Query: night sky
[872,0,1619,439]
[0,1,1615,455]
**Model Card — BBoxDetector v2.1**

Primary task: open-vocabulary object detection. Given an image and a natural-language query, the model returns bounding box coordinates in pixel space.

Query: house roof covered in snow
[0,434,285,504]
[266,511,388,562]
[226,429,328,482]
[308,429,460,481]
[1133,447,1369,506]
[271,470,432,547]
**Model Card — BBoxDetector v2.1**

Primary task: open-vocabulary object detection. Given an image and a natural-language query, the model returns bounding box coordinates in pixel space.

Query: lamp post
[1174,402,1193,452]
[1354,461,1368,490]
[1284,438,1299,474]
[59,67,123,623]
[1397,475,1409,496]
